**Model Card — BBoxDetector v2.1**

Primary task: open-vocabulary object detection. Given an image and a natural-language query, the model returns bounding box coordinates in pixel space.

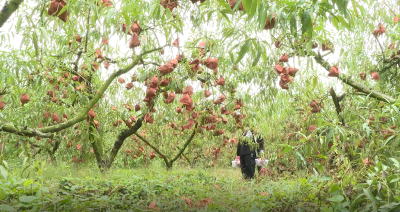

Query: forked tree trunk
[135,123,198,171]
[91,118,143,171]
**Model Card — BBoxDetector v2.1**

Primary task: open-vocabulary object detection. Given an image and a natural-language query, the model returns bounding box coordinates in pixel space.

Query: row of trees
[0,0,399,173]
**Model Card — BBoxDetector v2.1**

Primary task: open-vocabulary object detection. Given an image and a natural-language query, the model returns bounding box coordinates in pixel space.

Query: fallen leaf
[148,201,156,209]
[181,196,192,206]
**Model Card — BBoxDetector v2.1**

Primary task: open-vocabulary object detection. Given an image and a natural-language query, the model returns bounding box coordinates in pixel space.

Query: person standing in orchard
[236,127,265,179]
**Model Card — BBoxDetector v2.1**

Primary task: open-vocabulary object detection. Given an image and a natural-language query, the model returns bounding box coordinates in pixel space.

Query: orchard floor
[0,162,333,212]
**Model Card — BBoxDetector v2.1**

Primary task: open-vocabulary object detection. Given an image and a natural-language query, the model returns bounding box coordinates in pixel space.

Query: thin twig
[84,8,91,53]
[374,36,386,61]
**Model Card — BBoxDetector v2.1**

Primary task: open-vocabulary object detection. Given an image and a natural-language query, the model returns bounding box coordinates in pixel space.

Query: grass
[0,160,333,212]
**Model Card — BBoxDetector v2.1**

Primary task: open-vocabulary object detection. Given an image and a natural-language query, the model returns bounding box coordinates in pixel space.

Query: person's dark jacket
[237,131,264,157]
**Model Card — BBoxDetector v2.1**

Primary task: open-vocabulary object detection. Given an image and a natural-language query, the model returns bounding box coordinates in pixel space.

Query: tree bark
[89,117,143,171]
[104,118,143,169]
[0,0,24,28]
[310,51,397,104]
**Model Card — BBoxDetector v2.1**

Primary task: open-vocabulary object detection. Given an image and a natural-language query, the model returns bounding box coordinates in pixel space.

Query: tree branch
[374,36,386,61]
[330,87,345,126]
[0,87,8,96]
[0,123,53,138]
[106,117,143,167]
[170,123,198,163]
[0,0,24,28]
[84,8,90,53]
[134,130,167,159]
[72,51,83,74]
[310,51,397,103]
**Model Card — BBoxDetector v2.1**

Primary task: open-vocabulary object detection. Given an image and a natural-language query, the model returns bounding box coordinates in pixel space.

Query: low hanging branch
[310,51,397,104]
[0,0,24,28]
[0,45,168,137]
[0,123,53,138]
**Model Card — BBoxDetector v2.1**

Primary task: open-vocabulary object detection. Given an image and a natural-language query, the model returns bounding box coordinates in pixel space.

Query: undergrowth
[0,160,332,212]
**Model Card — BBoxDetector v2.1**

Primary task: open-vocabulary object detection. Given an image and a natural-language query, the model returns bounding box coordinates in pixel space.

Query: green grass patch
[0,161,332,211]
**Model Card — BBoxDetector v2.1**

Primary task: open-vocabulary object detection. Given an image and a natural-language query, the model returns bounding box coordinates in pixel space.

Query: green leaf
[270,4,276,18]
[329,184,341,195]
[390,178,400,183]
[57,4,68,17]
[336,15,350,29]
[236,39,251,63]
[0,188,5,200]
[242,0,252,13]
[362,123,370,137]
[2,161,8,169]
[350,194,367,211]
[251,42,261,66]
[222,27,234,40]
[332,16,339,30]
[75,0,85,15]
[24,179,34,187]
[258,2,267,29]
[40,27,48,40]
[319,175,331,182]
[53,19,58,31]
[290,13,297,36]
[327,194,344,202]
[301,10,312,35]
[363,188,380,208]
[337,0,349,14]
[247,0,258,20]
[121,11,130,32]
[296,151,306,165]
[0,165,7,180]
[282,146,293,154]
[389,158,400,168]
[220,10,230,22]
[19,195,38,203]
[16,15,22,33]
[106,8,115,24]
[351,0,358,18]
[217,0,231,10]
[0,204,15,212]
[379,202,400,210]
[312,76,317,88]
[384,135,396,146]
[32,31,39,60]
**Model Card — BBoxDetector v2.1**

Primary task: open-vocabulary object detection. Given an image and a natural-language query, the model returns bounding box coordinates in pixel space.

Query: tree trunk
[91,118,143,171]
[165,160,173,170]
[49,140,61,162]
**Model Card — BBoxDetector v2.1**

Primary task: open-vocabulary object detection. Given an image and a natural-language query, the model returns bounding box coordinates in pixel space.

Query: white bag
[231,160,241,168]
[256,159,269,167]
